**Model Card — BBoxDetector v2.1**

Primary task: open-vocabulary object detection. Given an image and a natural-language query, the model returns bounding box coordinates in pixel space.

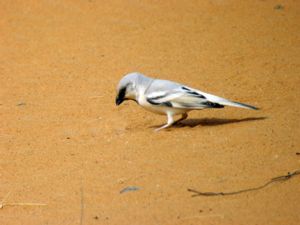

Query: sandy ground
[1,0,300,224]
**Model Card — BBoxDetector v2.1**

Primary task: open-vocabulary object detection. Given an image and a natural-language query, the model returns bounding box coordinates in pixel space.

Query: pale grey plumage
[116,72,258,131]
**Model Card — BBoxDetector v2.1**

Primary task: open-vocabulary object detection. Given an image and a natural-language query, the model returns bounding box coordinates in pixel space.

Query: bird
[116,72,258,131]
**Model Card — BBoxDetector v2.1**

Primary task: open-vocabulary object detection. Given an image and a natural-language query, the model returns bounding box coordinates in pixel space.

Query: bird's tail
[220,100,259,110]
[203,93,259,110]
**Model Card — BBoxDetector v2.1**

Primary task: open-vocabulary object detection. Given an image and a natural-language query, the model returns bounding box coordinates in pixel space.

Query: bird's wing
[145,80,224,109]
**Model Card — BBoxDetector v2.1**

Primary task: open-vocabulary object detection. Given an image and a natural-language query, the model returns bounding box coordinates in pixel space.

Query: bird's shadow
[151,117,267,129]
[175,117,267,128]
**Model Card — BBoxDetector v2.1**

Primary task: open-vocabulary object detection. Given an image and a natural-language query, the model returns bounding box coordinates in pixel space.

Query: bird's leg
[155,112,174,131]
[174,113,188,124]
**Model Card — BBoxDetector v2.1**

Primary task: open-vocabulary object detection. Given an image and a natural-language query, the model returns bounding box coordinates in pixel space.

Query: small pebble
[274,4,284,10]
[16,102,26,106]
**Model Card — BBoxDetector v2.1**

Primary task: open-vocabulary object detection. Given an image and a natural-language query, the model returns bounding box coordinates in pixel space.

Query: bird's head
[115,72,140,105]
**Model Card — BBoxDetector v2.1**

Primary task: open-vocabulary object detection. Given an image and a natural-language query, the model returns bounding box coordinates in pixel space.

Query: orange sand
[1,1,299,224]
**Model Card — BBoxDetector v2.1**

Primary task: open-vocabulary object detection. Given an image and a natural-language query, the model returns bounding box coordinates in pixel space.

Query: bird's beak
[116,87,126,105]
[115,95,124,105]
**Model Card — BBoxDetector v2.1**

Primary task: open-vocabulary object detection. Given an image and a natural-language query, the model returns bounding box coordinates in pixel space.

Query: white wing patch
[146,91,169,99]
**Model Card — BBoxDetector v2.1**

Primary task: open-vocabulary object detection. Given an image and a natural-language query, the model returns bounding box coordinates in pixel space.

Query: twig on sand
[0,191,46,209]
[188,169,300,197]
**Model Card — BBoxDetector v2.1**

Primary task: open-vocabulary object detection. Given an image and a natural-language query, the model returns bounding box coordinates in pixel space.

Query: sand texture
[1,1,300,224]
